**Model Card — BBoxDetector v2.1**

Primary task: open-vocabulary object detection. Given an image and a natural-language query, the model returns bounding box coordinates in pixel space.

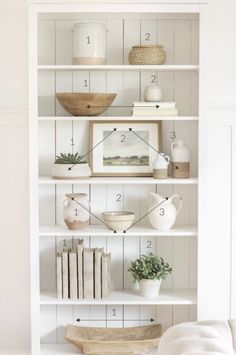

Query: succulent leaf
[55,152,86,164]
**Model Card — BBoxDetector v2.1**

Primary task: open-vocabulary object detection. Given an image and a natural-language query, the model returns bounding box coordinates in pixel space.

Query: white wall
[0,0,235,353]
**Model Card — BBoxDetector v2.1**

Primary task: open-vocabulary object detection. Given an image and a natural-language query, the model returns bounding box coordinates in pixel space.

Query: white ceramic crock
[52,163,91,179]
[139,279,161,298]
[73,23,106,64]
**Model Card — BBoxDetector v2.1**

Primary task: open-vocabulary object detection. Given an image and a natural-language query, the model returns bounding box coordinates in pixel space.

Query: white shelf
[39,176,198,185]
[38,116,199,121]
[41,289,197,305]
[41,344,158,355]
[39,224,197,237]
[38,64,199,71]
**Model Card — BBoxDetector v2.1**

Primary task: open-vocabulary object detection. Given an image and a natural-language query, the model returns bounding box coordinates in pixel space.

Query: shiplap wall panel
[124,236,140,290]
[107,236,123,290]
[123,20,140,64]
[106,71,124,116]
[39,121,55,175]
[40,237,56,290]
[39,186,55,225]
[73,70,90,93]
[56,21,73,65]
[38,71,55,116]
[156,305,172,332]
[38,15,199,336]
[140,305,156,326]
[73,305,90,327]
[38,20,55,65]
[40,306,57,343]
[90,185,107,225]
[57,306,73,343]
[90,305,106,327]
[106,19,123,65]
[124,305,139,327]
[173,305,189,325]
[107,305,123,327]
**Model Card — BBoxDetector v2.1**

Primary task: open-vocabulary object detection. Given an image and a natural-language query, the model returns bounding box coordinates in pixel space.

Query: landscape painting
[103,130,149,166]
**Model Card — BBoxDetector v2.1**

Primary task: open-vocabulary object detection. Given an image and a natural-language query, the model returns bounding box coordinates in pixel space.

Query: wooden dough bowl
[56,92,117,116]
[65,324,162,354]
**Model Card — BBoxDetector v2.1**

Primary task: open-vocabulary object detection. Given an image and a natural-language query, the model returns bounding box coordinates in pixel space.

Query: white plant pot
[52,163,91,179]
[139,279,161,298]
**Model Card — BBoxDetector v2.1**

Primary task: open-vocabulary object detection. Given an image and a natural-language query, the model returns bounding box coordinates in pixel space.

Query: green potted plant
[128,253,172,298]
[52,153,91,179]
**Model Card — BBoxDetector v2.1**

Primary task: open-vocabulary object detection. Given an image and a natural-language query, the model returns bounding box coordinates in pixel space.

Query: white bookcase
[28,1,208,354]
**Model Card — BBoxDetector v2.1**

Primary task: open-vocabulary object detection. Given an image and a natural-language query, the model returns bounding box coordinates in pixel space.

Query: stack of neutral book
[132,101,178,116]
[56,239,111,300]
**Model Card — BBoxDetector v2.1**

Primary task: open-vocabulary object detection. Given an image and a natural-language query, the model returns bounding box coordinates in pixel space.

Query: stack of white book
[56,239,111,300]
[132,101,178,116]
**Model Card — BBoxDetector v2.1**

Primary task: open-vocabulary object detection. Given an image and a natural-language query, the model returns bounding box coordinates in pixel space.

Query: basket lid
[132,45,164,49]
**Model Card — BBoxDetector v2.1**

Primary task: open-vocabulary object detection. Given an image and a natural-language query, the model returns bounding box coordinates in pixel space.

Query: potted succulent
[52,153,91,179]
[128,253,172,298]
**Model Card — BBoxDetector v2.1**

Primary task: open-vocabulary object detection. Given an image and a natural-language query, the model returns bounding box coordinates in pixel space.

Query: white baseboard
[0,352,30,355]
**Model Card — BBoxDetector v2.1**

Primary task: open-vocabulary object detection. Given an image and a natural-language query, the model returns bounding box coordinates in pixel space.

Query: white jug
[171,140,190,178]
[152,153,170,179]
[171,140,190,162]
[148,192,183,230]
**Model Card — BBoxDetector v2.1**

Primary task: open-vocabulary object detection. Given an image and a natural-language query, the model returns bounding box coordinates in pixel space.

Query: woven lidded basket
[128,45,166,65]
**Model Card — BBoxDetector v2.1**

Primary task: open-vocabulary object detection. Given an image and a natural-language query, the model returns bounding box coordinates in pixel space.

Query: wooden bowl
[56,92,117,116]
[65,324,162,354]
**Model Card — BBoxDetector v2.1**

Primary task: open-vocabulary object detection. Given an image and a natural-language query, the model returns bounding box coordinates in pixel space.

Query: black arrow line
[76,318,155,322]
[129,128,168,161]
[87,105,160,109]
[68,128,117,171]
[72,198,117,232]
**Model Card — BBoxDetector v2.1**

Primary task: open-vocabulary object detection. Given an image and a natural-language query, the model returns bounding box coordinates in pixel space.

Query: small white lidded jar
[144,84,162,102]
[73,23,106,65]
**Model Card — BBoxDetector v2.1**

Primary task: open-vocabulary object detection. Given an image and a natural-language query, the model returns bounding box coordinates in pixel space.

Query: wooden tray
[65,324,162,354]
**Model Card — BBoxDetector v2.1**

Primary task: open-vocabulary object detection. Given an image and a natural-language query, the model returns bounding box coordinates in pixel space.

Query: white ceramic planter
[52,163,91,179]
[139,279,161,298]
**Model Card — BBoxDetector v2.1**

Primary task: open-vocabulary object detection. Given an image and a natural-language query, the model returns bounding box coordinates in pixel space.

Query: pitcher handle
[171,194,183,216]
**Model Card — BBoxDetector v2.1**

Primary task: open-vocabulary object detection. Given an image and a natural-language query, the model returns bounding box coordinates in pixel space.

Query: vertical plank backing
[40,306,57,344]
[38,20,55,65]
[56,305,73,343]
[106,19,123,65]
[123,19,140,65]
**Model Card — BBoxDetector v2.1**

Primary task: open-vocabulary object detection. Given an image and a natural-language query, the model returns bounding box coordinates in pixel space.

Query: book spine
[83,249,94,299]
[56,253,62,299]
[69,252,78,299]
[62,251,69,299]
[77,241,84,299]
[102,253,109,298]
[94,249,103,299]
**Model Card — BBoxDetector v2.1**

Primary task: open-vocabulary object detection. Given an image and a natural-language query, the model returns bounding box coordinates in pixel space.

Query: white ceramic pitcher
[148,192,183,230]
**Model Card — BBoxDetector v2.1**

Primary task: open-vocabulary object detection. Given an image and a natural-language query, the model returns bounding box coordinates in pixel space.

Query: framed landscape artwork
[89,121,162,176]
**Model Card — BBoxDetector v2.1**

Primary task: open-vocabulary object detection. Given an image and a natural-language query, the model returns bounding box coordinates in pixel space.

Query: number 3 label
[159,208,165,216]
